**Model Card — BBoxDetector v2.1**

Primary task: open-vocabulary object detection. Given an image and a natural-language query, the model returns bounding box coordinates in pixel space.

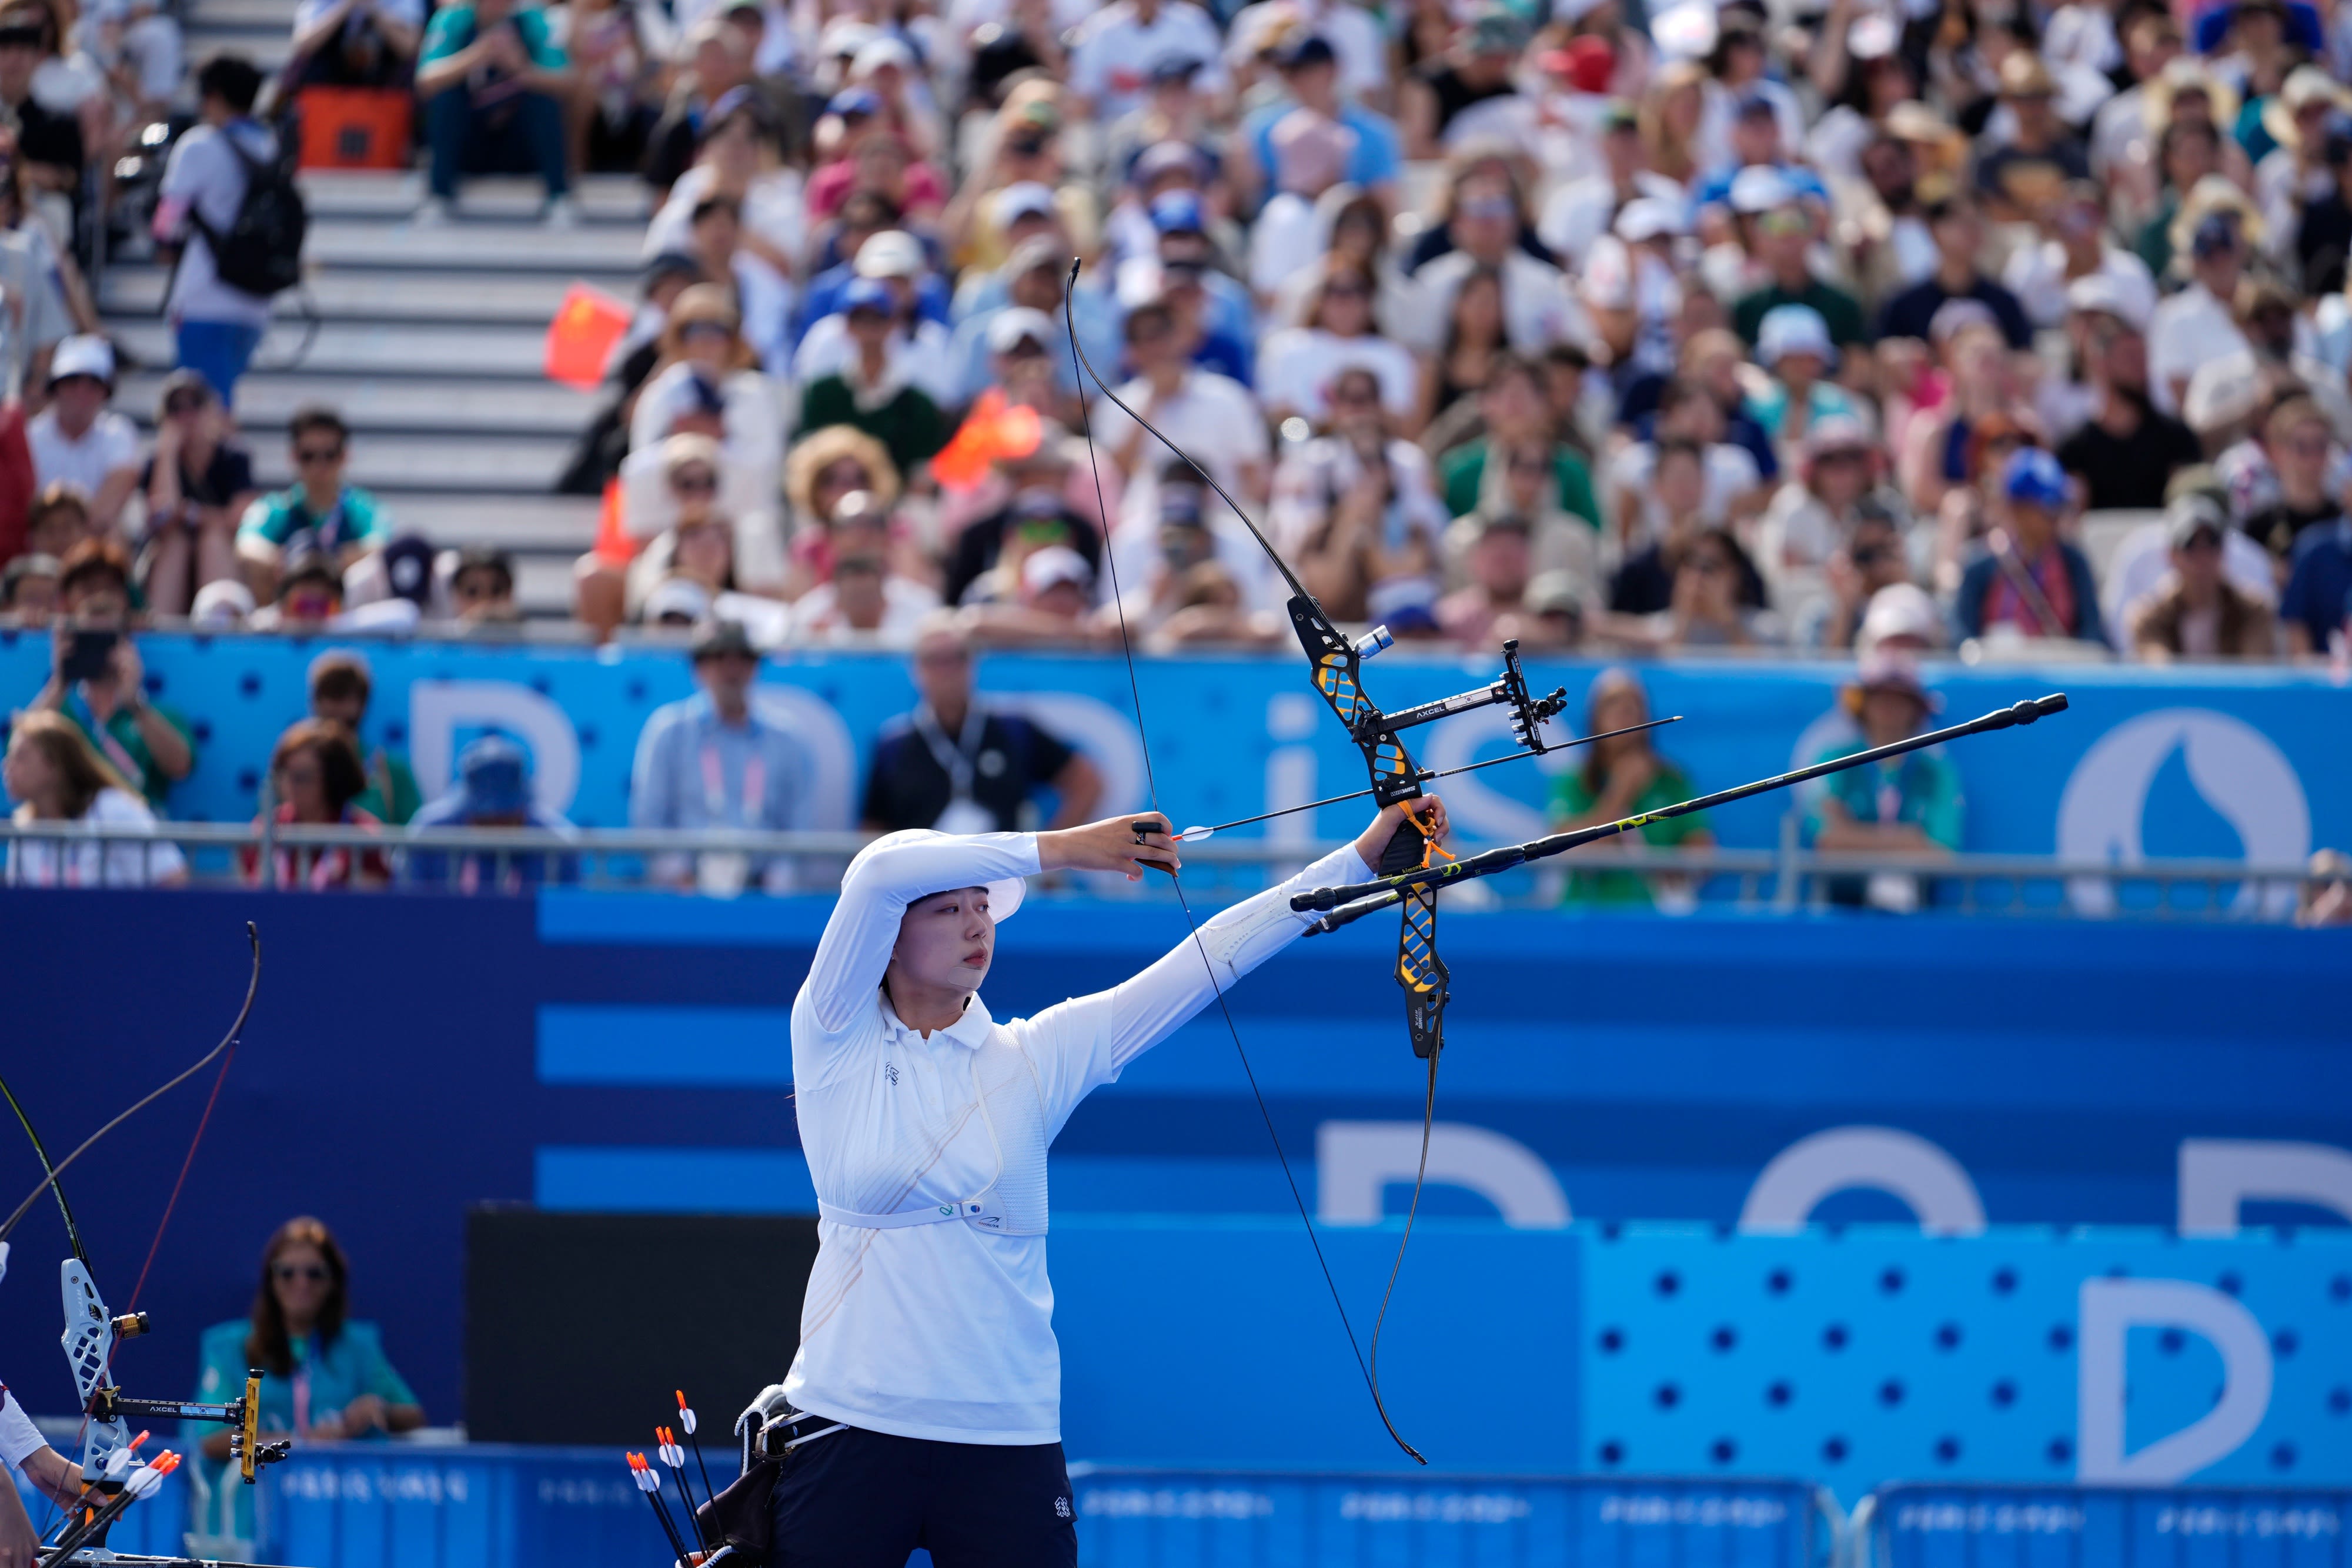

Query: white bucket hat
[847,829,1028,922]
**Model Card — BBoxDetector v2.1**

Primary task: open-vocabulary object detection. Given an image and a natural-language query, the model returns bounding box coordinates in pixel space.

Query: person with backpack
[153,55,302,403]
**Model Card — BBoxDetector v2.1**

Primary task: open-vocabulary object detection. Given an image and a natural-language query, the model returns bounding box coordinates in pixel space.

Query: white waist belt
[818,1193,1008,1232]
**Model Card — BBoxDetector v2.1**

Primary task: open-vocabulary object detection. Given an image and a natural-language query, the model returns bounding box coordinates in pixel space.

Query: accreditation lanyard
[910,702,988,810]
[700,734,766,828]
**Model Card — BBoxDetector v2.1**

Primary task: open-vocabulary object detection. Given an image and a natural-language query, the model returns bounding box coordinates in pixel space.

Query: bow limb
[0,1071,89,1269]
[1065,279,1428,1465]
[0,924,260,1250]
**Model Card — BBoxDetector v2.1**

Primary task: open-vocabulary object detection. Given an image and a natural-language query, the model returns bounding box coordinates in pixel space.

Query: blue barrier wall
[0,636,2345,884]
[0,887,2342,1489]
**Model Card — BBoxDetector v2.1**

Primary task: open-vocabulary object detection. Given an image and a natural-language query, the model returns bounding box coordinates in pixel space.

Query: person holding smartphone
[138,370,256,617]
[25,539,195,812]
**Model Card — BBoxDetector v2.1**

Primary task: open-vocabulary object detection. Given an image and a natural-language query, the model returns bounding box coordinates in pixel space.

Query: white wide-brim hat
[848,829,1028,922]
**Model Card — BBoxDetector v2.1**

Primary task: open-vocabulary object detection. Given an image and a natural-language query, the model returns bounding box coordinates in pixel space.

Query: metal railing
[0,820,2321,919]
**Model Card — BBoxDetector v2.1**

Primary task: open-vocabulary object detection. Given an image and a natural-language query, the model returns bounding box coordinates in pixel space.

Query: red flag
[544,283,633,390]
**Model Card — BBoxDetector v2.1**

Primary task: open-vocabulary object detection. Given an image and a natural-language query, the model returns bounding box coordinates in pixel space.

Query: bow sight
[1294,618,1572,809]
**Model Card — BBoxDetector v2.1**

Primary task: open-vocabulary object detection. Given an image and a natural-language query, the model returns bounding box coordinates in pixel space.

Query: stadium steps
[99,166,647,615]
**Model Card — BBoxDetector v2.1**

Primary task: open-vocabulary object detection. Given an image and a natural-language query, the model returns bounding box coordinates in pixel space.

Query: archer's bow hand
[1353,797,1447,871]
[1041,814,1181,881]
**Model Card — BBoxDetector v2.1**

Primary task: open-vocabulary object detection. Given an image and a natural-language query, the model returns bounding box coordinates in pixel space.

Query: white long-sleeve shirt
[781,831,1374,1445]
[1,1387,47,1467]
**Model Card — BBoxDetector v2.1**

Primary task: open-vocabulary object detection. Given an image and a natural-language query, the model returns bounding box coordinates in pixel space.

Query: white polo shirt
[781,830,1373,1445]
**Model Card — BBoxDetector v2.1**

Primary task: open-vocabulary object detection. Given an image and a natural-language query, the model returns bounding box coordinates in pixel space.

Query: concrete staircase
[100,89,654,613]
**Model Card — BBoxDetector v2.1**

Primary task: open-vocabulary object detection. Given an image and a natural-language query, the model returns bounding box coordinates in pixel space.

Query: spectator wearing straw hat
[406,734,577,891]
[2126,494,2281,660]
[1801,653,1963,912]
[1953,447,2106,644]
[1975,52,2091,220]
[26,335,137,534]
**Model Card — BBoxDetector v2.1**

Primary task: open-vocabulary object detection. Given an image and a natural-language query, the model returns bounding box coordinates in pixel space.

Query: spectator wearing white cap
[950,243,1114,410]
[1067,0,1226,123]
[26,335,136,535]
[938,89,1075,273]
[793,228,961,409]
[1580,195,1684,387]
[1729,175,1869,355]
[962,542,1100,646]
[796,217,954,349]
[1747,304,1866,453]
[2053,276,2202,510]
[1800,653,1962,913]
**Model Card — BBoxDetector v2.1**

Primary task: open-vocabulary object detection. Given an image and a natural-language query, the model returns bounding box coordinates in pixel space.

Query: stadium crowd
[0,0,2343,901]
[0,0,2339,665]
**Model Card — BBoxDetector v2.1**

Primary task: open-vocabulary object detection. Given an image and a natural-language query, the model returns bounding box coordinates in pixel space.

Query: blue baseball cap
[455,735,530,819]
[1149,190,1206,235]
[826,86,881,119]
[2001,446,2069,511]
[841,276,895,316]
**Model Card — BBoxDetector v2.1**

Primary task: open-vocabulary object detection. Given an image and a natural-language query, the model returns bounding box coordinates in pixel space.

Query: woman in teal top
[190,1217,425,1543]
[1802,654,1964,911]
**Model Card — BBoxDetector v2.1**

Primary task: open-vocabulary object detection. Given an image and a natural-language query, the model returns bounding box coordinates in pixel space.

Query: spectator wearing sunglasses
[236,406,388,603]
[193,1218,424,1542]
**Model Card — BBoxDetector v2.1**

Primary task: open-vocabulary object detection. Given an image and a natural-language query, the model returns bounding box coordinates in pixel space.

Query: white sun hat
[847,829,1028,922]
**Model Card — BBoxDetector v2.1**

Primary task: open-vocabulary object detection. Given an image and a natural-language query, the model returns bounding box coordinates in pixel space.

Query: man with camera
[24,540,196,812]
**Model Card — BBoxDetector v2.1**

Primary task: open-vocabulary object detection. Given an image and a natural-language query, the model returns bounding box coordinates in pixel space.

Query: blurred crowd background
[0,0,2344,897]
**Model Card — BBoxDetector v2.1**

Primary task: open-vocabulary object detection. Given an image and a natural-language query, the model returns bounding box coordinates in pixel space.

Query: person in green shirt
[192,1218,425,1544]
[1547,668,1713,907]
[306,649,422,823]
[800,278,948,477]
[1732,188,1871,353]
[28,541,195,812]
[1802,654,1965,911]
[413,0,573,224]
[1437,354,1600,527]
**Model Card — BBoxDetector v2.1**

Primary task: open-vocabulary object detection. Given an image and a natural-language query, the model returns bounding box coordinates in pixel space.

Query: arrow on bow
[1066,265,1585,1462]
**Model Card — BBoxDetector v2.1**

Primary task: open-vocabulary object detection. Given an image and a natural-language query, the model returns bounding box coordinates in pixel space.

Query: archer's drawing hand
[1040,814,1179,880]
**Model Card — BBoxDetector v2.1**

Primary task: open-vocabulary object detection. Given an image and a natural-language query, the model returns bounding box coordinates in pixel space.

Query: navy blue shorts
[767,1424,1077,1567]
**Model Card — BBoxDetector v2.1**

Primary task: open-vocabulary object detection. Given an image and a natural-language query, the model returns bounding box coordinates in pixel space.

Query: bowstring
[1063,282,1412,1461]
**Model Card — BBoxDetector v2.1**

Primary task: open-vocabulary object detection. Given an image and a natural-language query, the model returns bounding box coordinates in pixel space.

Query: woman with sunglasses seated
[192,1218,424,1543]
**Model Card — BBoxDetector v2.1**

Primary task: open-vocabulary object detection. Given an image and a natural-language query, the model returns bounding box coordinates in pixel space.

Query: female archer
[770,798,1445,1563]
